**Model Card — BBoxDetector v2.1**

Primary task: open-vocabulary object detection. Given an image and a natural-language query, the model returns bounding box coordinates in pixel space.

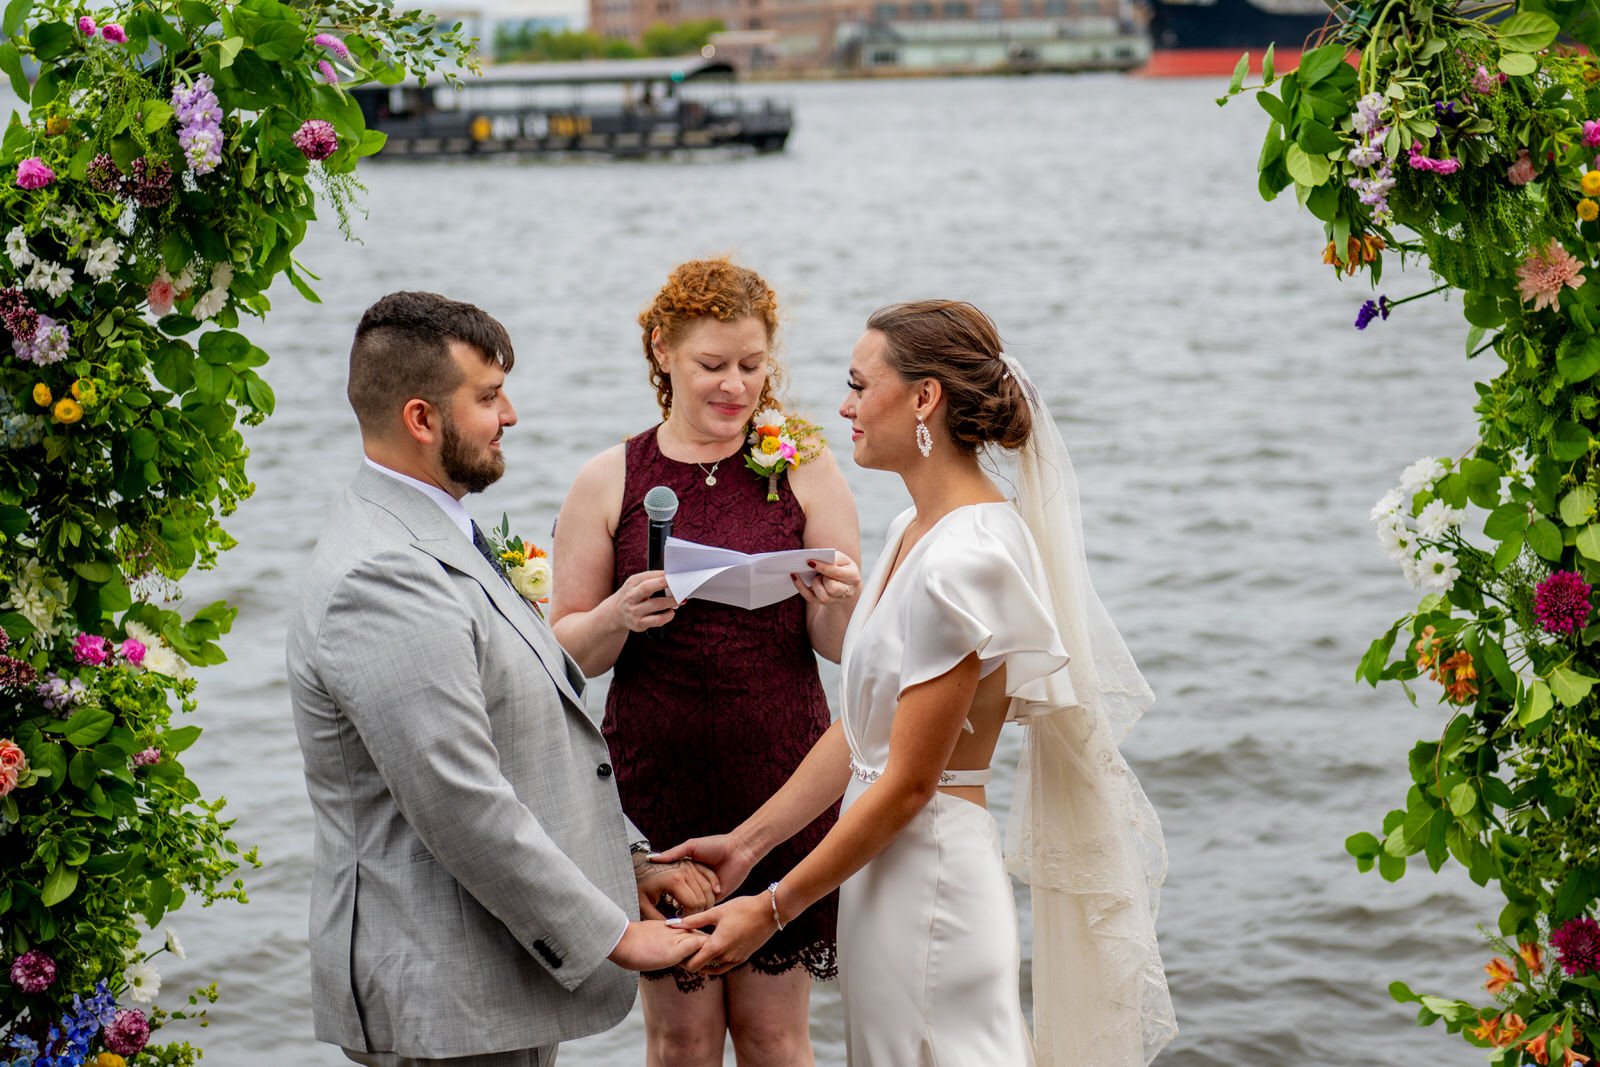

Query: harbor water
[109,74,1503,1065]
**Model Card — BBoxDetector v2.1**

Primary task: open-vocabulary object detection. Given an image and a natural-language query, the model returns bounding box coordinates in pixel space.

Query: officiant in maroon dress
[550,258,861,1067]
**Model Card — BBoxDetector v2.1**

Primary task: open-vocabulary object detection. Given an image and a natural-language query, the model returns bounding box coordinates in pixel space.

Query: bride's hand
[794,551,860,608]
[650,834,754,901]
[675,894,777,975]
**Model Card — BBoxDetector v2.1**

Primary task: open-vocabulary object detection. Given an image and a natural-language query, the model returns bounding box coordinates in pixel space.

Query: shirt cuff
[609,916,631,959]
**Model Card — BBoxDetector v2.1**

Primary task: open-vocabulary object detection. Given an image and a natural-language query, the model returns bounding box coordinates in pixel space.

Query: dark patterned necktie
[470,521,502,572]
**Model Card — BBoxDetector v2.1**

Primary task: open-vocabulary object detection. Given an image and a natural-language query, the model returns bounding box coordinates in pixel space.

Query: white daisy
[1417,547,1461,593]
[41,263,74,299]
[1399,457,1447,496]
[1376,516,1417,562]
[1416,500,1466,538]
[141,642,190,680]
[1400,555,1423,589]
[124,961,160,1003]
[5,226,33,268]
[1370,489,1404,523]
[164,927,186,960]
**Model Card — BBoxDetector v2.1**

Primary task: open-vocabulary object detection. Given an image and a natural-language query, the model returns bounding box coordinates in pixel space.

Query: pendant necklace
[697,459,721,487]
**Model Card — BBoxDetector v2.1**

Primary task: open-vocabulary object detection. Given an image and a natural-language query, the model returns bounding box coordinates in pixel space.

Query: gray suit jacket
[286,465,638,1059]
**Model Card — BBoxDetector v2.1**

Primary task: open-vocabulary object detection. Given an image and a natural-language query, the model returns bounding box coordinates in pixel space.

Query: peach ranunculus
[0,738,27,774]
[1485,955,1517,993]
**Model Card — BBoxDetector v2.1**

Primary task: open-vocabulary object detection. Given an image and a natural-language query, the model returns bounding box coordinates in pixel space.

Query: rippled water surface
[135,74,1505,1065]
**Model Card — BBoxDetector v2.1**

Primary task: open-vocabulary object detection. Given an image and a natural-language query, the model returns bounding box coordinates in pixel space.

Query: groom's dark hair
[348,291,516,435]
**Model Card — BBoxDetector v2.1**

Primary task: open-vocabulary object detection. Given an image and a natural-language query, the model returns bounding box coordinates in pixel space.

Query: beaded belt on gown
[850,757,992,787]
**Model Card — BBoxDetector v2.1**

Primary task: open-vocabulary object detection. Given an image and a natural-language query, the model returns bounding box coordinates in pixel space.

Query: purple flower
[15,157,54,190]
[10,950,57,994]
[314,32,351,60]
[292,119,338,161]
[1349,161,1396,224]
[1354,296,1392,330]
[318,59,339,84]
[100,22,126,42]
[0,626,8,653]
[73,632,111,666]
[121,158,173,208]
[36,672,87,712]
[78,14,95,34]
[171,76,224,175]
[132,747,161,767]
[86,152,121,194]
[103,1009,149,1056]
[0,655,37,690]
[1551,916,1600,975]
[120,637,146,665]
[15,315,70,366]
[1433,100,1461,125]
[1534,570,1593,635]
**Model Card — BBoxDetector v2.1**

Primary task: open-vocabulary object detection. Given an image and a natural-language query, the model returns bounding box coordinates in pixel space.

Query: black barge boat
[352,55,793,158]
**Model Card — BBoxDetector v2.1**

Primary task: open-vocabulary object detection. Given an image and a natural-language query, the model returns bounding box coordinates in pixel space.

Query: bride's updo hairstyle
[638,257,785,419]
[866,300,1032,454]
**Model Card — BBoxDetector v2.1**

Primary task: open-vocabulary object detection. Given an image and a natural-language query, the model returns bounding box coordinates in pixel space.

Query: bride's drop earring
[915,417,933,458]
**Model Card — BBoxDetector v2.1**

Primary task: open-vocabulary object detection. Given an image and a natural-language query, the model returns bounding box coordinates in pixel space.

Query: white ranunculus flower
[24,258,56,293]
[83,238,120,281]
[1416,499,1466,538]
[1400,555,1423,589]
[209,262,234,291]
[1,558,68,639]
[6,226,33,267]
[1399,457,1447,496]
[1417,547,1461,593]
[508,557,552,602]
[41,263,74,299]
[142,642,190,680]
[164,927,186,959]
[192,286,227,321]
[1370,489,1404,523]
[124,620,159,647]
[124,961,161,1003]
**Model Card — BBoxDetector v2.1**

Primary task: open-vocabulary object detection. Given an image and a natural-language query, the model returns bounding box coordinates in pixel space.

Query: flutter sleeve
[895,507,1077,718]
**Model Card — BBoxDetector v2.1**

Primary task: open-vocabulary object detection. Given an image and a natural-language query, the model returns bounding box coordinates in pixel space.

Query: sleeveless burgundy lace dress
[606,426,839,990]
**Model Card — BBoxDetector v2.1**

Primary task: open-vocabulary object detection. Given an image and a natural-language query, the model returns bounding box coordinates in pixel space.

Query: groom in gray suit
[287,292,708,1067]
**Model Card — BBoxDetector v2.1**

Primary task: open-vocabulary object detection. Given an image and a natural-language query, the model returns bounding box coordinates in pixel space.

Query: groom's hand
[606,919,707,971]
[650,834,755,902]
[633,854,717,919]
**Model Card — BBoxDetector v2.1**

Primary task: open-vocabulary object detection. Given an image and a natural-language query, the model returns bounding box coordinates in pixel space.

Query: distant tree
[640,18,725,56]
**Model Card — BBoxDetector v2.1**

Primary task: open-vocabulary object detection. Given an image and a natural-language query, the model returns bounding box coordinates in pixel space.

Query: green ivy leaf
[50,707,114,747]
[1447,783,1477,816]
[1560,486,1597,527]
[1228,52,1249,92]
[1527,518,1563,560]
[1577,524,1600,560]
[1497,11,1560,52]
[1518,679,1554,727]
[1552,422,1592,461]
[1548,666,1597,707]
[1,0,33,38]
[41,862,77,907]
[1484,502,1531,540]
[1498,51,1538,76]
[0,42,29,102]
[1284,143,1331,187]
[1559,336,1600,383]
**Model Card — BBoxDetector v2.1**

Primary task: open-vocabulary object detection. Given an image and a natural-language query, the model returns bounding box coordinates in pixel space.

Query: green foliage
[0,0,470,1059]
[492,18,723,63]
[1225,0,1600,1058]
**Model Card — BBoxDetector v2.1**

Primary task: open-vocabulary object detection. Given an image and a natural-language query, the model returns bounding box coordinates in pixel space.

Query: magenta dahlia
[1534,570,1593,635]
[292,119,338,161]
[1552,916,1600,976]
[104,1008,150,1055]
[9,950,56,993]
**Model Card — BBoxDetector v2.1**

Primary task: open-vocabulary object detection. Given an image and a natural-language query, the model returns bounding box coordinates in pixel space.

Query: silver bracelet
[766,881,787,931]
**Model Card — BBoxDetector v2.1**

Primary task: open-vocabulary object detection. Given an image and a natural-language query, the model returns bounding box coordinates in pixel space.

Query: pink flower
[778,441,797,461]
[0,768,16,797]
[119,637,147,665]
[1517,240,1588,312]
[1408,144,1460,175]
[147,275,175,317]
[1534,570,1592,634]
[292,119,338,161]
[9,950,56,994]
[15,157,54,190]
[100,22,126,42]
[104,1009,150,1056]
[78,14,96,34]
[0,739,28,776]
[1471,65,1499,94]
[1508,149,1538,186]
[318,59,339,84]
[132,748,161,767]
[1585,120,1600,149]
[1551,916,1600,976]
[314,32,351,60]
[73,632,111,666]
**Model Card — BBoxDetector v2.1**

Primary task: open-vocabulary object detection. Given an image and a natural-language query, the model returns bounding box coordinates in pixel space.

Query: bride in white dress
[659,301,1177,1065]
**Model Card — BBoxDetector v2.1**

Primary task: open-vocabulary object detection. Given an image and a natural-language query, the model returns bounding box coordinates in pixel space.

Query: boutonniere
[488,514,552,616]
[744,408,825,502]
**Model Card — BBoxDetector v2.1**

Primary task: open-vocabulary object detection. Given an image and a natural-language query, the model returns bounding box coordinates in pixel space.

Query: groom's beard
[440,415,505,494]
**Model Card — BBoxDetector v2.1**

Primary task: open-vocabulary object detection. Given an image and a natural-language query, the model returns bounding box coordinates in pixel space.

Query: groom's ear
[399,396,442,446]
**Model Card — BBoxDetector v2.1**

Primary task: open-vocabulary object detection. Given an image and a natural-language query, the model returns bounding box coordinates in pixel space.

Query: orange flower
[1500,1014,1528,1047]
[757,424,781,438]
[1442,651,1479,703]
[1472,1015,1502,1044]
[1484,955,1516,993]
[1519,941,1545,973]
[1416,625,1441,671]
[527,544,547,559]
[1528,1032,1552,1066]
[1322,240,1343,268]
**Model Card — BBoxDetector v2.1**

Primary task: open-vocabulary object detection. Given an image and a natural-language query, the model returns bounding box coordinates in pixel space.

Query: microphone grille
[642,485,680,522]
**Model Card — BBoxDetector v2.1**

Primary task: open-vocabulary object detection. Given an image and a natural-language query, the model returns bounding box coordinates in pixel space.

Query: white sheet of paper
[663,537,835,610]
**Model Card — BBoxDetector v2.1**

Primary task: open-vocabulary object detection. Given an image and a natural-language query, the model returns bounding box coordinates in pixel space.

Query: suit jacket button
[597,762,613,779]
[532,938,562,968]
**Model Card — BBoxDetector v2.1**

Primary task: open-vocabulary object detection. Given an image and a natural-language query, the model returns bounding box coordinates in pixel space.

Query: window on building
[910,1,933,15]
[941,0,969,15]
[977,0,1000,17]
[1043,0,1066,13]
[870,47,898,63]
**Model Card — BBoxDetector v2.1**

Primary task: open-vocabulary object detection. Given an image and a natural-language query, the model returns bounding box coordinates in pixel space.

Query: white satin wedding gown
[836,501,1071,1065]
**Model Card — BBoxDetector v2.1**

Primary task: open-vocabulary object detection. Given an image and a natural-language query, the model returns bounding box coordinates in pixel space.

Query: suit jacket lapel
[352,466,590,716]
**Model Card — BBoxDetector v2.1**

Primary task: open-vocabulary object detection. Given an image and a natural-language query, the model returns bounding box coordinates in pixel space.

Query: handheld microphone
[643,485,678,573]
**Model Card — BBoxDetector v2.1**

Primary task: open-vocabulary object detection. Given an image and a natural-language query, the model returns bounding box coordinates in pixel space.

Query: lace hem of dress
[642,940,838,993]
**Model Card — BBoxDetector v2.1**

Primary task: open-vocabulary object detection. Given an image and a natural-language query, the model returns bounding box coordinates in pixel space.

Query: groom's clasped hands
[642,834,777,977]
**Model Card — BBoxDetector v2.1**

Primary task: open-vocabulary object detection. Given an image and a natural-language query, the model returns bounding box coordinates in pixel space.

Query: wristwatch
[628,840,653,857]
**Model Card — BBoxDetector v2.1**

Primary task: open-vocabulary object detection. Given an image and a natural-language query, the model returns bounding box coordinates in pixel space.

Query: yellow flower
[31,383,51,407]
[760,435,781,455]
[1484,955,1516,994]
[94,1054,127,1067]
[70,378,97,407]
[1582,171,1600,197]
[44,115,68,136]
[1518,941,1544,973]
[1581,199,1599,222]
[52,397,82,424]
[1471,1015,1501,1044]
[500,549,526,567]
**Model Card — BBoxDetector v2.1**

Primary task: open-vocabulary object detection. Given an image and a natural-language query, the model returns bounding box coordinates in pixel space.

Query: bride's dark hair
[865,300,1031,454]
